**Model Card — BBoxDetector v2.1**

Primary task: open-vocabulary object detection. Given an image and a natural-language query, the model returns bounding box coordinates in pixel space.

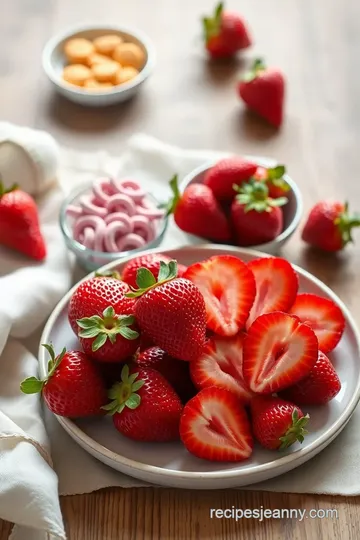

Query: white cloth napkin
[1,133,360,540]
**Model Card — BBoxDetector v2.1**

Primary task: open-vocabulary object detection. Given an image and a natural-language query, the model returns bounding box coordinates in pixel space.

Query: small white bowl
[180,156,303,255]
[42,24,155,107]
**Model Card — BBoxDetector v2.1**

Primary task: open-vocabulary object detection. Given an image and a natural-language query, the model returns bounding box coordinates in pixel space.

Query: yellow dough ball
[84,78,113,91]
[112,42,145,70]
[93,34,123,56]
[114,66,139,85]
[91,60,120,83]
[86,52,111,67]
[62,64,92,86]
[64,38,95,64]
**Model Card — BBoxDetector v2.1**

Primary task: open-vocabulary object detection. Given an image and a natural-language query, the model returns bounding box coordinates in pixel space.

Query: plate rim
[39,244,360,482]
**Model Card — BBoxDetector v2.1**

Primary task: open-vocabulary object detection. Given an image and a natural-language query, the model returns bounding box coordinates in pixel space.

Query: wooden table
[1,0,360,538]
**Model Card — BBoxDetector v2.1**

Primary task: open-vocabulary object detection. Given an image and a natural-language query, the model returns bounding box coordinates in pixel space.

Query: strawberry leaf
[160,175,181,217]
[132,379,145,392]
[125,393,141,409]
[126,260,178,299]
[278,411,309,450]
[242,58,266,83]
[136,267,157,289]
[335,201,360,246]
[20,377,44,394]
[119,327,140,340]
[105,365,144,415]
[267,165,286,180]
[92,333,107,352]
[94,270,121,279]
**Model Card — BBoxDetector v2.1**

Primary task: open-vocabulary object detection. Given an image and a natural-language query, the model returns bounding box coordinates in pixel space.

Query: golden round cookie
[93,34,123,56]
[112,42,145,70]
[86,52,111,67]
[114,66,139,85]
[84,78,113,91]
[64,38,95,64]
[63,64,92,86]
[91,60,120,83]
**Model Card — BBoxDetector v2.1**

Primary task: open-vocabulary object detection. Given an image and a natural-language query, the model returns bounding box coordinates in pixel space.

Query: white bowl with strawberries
[21,245,360,489]
[164,156,303,254]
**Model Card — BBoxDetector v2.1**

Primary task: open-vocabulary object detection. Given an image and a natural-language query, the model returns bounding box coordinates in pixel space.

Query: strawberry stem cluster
[278,409,309,450]
[126,260,178,298]
[20,344,66,394]
[234,178,287,212]
[102,364,145,414]
[334,202,360,246]
[202,2,223,42]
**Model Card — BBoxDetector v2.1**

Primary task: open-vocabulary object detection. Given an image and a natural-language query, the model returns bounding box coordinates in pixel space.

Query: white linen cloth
[0,132,359,540]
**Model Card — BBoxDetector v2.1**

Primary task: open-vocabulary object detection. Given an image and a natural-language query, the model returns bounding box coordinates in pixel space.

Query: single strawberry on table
[104,364,183,442]
[231,180,287,246]
[254,164,290,199]
[0,181,46,261]
[302,200,360,252]
[127,259,207,362]
[163,175,231,242]
[243,311,318,394]
[289,293,345,353]
[202,2,252,59]
[180,387,253,462]
[280,350,341,406]
[121,253,187,289]
[20,344,107,417]
[190,333,254,403]
[203,157,257,200]
[184,255,256,337]
[250,395,309,451]
[238,58,285,128]
[246,257,298,328]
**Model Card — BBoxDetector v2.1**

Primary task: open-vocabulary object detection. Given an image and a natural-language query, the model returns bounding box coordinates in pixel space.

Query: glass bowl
[59,182,168,271]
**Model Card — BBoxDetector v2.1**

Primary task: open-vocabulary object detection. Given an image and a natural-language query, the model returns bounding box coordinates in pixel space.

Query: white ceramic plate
[39,245,360,489]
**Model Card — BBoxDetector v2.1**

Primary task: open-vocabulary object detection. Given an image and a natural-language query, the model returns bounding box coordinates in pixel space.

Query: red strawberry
[106,364,183,442]
[164,175,231,242]
[250,395,309,450]
[302,201,360,252]
[289,293,345,353]
[203,157,257,200]
[180,387,253,462]
[135,346,196,403]
[68,276,131,334]
[184,255,256,337]
[280,351,341,406]
[128,260,207,362]
[254,165,290,199]
[202,2,252,59]
[238,59,285,128]
[20,345,107,417]
[190,333,254,402]
[0,182,46,261]
[231,180,287,246]
[121,253,187,289]
[243,312,318,393]
[246,257,298,328]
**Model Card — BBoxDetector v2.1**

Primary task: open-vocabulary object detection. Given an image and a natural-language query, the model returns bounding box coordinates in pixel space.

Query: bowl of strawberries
[22,245,360,489]
[166,155,303,254]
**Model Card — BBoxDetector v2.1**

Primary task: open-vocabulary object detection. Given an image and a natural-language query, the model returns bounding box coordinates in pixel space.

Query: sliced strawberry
[243,312,318,393]
[289,293,345,353]
[246,257,298,328]
[190,333,253,403]
[184,255,256,337]
[180,387,253,462]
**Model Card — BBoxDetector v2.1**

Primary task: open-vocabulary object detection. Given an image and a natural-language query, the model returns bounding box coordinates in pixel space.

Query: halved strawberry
[180,387,253,462]
[289,293,345,353]
[190,334,253,402]
[243,312,318,393]
[246,257,298,328]
[184,255,256,336]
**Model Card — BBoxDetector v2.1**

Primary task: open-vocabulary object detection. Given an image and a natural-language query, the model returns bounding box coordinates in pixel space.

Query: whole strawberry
[105,364,183,442]
[231,180,287,246]
[302,201,360,252]
[238,59,285,128]
[280,351,341,406]
[127,260,207,362]
[250,396,309,451]
[203,157,257,200]
[202,2,252,59]
[0,182,46,261]
[164,175,231,242]
[254,165,290,199]
[20,344,107,417]
[122,253,187,289]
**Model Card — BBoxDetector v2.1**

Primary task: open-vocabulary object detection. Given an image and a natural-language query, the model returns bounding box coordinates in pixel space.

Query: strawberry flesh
[180,387,253,462]
[184,255,256,337]
[243,312,318,394]
[289,293,345,353]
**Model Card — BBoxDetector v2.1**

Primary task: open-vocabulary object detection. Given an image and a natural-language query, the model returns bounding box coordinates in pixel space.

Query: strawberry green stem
[278,410,309,450]
[242,58,267,83]
[161,175,181,217]
[102,364,145,414]
[0,180,18,199]
[20,344,66,394]
[202,2,223,43]
[234,179,288,212]
[125,260,178,298]
[334,202,360,247]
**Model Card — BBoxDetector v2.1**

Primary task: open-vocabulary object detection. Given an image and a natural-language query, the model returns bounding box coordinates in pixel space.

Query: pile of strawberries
[21,251,345,462]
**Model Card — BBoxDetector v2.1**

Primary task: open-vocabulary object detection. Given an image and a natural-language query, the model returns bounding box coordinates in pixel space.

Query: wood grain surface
[1,0,360,538]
